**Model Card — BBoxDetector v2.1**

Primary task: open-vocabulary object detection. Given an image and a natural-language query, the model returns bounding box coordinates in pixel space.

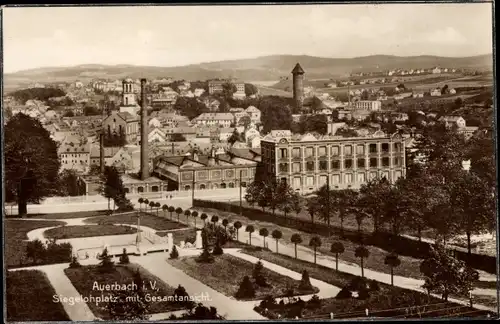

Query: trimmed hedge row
[193,199,497,274]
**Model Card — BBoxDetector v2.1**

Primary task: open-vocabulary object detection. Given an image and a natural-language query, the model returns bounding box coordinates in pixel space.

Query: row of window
[61,153,87,157]
[278,157,402,173]
[63,160,86,164]
[181,169,253,181]
[289,170,403,187]
[183,182,247,191]
[278,142,402,159]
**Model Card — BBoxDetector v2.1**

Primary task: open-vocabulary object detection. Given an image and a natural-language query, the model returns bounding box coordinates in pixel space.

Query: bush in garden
[119,248,130,264]
[212,239,223,255]
[336,286,352,299]
[235,276,256,299]
[99,247,115,272]
[298,270,313,291]
[170,245,179,259]
[253,260,269,287]
[306,295,322,309]
[69,255,81,268]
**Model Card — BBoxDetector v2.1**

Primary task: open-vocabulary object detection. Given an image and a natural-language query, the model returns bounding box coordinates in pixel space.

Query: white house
[148,117,163,128]
[439,116,466,129]
[430,88,442,97]
[245,106,261,124]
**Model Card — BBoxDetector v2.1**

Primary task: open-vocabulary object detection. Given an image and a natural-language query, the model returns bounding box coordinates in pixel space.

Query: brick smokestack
[99,132,105,174]
[140,78,149,180]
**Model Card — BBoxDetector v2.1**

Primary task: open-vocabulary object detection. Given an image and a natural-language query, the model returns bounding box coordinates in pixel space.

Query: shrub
[259,295,277,309]
[119,248,130,264]
[298,270,313,291]
[253,260,268,287]
[235,276,256,299]
[170,245,179,259]
[196,247,214,263]
[99,247,115,272]
[212,240,223,255]
[306,295,322,309]
[173,285,195,308]
[69,255,81,268]
[336,286,352,299]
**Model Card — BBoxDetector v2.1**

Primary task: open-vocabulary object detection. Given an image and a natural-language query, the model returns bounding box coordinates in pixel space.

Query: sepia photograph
[2,2,498,322]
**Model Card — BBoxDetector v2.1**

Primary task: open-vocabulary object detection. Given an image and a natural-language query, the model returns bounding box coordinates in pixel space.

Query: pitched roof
[291,63,305,74]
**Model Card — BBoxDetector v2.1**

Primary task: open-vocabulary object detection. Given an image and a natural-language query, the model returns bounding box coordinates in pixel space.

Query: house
[193,88,206,97]
[245,127,260,141]
[391,112,409,122]
[148,117,163,128]
[327,83,337,88]
[149,128,167,143]
[439,116,466,128]
[208,81,225,94]
[432,67,442,74]
[233,111,249,124]
[449,88,457,95]
[459,126,479,140]
[412,91,425,98]
[89,145,122,168]
[180,90,195,98]
[203,98,221,112]
[192,113,235,128]
[218,127,235,142]
[233,82,246,99]
[58,142,91,173]
[394,92,413,100]
[245,106,261,124]
[101,111,139,144]
[430,88,442,97]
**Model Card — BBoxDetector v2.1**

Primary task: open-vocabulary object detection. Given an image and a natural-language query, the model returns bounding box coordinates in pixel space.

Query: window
[306,161,315,171]
[279,163,289,173]
[318,146,326,157]
[382,171,390,180]
[138,186,144,193]
[393,157,400,166]
[228,183,235,188]
[357,158,366,168]
[382,157,390,167]
[292,162,301,173]
[357,144,365,155]
[331,146,340,156]
[184,185,191,191]
[319,175,327,187]
[241,182,247,187]
[293,177,301,188]
[358,173,366,183]
[221,183,227,189]
[152,186,159,192]
[332,174,340,184]
[344,159,353,169]
[319,160,328,170]
[306,176,314,186]
[292,147,301,158]
[305,147,314,158]
[345,173,353,183]
[370,158,378,168]
[394,170,402,181]
[394,142,401,152]
[382,143,389,153]
[344,145,353,156]
[331,160,340,170]
[369,143,377,153]
[370,171,378,180]
[280,148,288,159]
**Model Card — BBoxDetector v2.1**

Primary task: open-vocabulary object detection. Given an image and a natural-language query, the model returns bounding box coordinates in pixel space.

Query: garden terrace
[64,263,188,319]
[44,225,140,240]
[166,254,318,300]
[5,219,66,268]
[6,270,70,321]
[193,200,497,275]
[243,248,496,319]
[84,212,188,231]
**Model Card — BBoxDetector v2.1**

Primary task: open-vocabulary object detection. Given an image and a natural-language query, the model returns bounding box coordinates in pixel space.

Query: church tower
[291,63,305,111]
[122,78,136,106]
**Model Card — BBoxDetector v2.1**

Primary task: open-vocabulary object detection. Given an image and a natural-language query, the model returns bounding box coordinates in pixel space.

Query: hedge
[193,199,497,274]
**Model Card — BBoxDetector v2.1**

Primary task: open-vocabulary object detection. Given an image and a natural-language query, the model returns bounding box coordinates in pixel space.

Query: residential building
[102,111,139,144]
[245,106,261,124]
[432,67,442,74]
[152,148,258,191]
[439,116,466,128]
[208,80,225,94]
[430,88,442,97]
[354,100,382,111]
[261,131,406,193]
[58,142,91,173]
[194,88,206,97]
[412,91,425,98]
[192,113,235,128]
[233,82,246,99]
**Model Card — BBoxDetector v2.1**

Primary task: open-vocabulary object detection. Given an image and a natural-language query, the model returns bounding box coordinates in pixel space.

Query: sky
[2,3,493,73]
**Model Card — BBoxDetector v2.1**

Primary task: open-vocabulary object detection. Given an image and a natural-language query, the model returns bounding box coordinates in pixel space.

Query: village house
[430,88,442,97]
[245,106,261,124]
[439,116,466,128]
[58,142,91,173]
[192,112,235,128]
[101,110,139,144]
[193,88,206,97]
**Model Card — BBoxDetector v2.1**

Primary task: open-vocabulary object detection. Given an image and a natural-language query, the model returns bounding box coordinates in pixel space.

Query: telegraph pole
[239,169,243,215]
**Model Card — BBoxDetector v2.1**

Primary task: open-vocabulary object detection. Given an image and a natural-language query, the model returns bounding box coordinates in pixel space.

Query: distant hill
[4,54,492,91]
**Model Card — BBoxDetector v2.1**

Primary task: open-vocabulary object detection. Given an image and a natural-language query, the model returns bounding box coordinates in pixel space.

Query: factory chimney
[140,79,149,180]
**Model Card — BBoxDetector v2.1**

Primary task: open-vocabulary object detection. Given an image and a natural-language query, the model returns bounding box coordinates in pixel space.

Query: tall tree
[4,113,61,215]
[99,166,126,212]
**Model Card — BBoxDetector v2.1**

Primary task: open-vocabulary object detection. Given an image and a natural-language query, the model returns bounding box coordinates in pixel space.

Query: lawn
[243,248,495,319]
[44,225,139,239]
[6,270,70,321]
[167,254,318,300]
[27,210,110,220]
[64,263,188,319]
[5,219,67,268]
[84,212,188,231]
[191,206,424,279]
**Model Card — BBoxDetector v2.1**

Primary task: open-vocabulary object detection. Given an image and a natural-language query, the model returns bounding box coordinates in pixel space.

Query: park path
[9,264,96,321]
[131,254,267,320]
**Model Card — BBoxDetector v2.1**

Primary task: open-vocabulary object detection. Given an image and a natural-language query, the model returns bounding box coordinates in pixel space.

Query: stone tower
[122,78,136,106]
[291,63,305,111]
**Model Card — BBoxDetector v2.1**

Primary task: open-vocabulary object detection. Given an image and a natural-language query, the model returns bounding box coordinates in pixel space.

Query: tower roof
[291,63,305,75]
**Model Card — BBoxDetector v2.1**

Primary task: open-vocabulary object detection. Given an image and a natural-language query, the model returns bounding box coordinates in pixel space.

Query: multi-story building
[192,113,235,128]
[153,149,258,191]
[208,81,225,94]
[261,131,406,193]
[354,100,382,111]
[102,111,139,144]
[58,142,91,173]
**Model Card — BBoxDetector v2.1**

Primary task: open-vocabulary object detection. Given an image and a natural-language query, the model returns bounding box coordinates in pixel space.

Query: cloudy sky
[3,3,493,73]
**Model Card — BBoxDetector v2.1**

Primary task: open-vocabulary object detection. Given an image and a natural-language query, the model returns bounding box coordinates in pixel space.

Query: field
[27,210,110,220]
[6,270,70,321]
[5,219,67,268]
[44,225,139,239]
[64,263,187,319]
[167,254,318,300]
[84,212,188,231]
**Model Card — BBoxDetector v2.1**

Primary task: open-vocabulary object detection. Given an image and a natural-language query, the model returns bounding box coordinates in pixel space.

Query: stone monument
[195,230,203,249]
